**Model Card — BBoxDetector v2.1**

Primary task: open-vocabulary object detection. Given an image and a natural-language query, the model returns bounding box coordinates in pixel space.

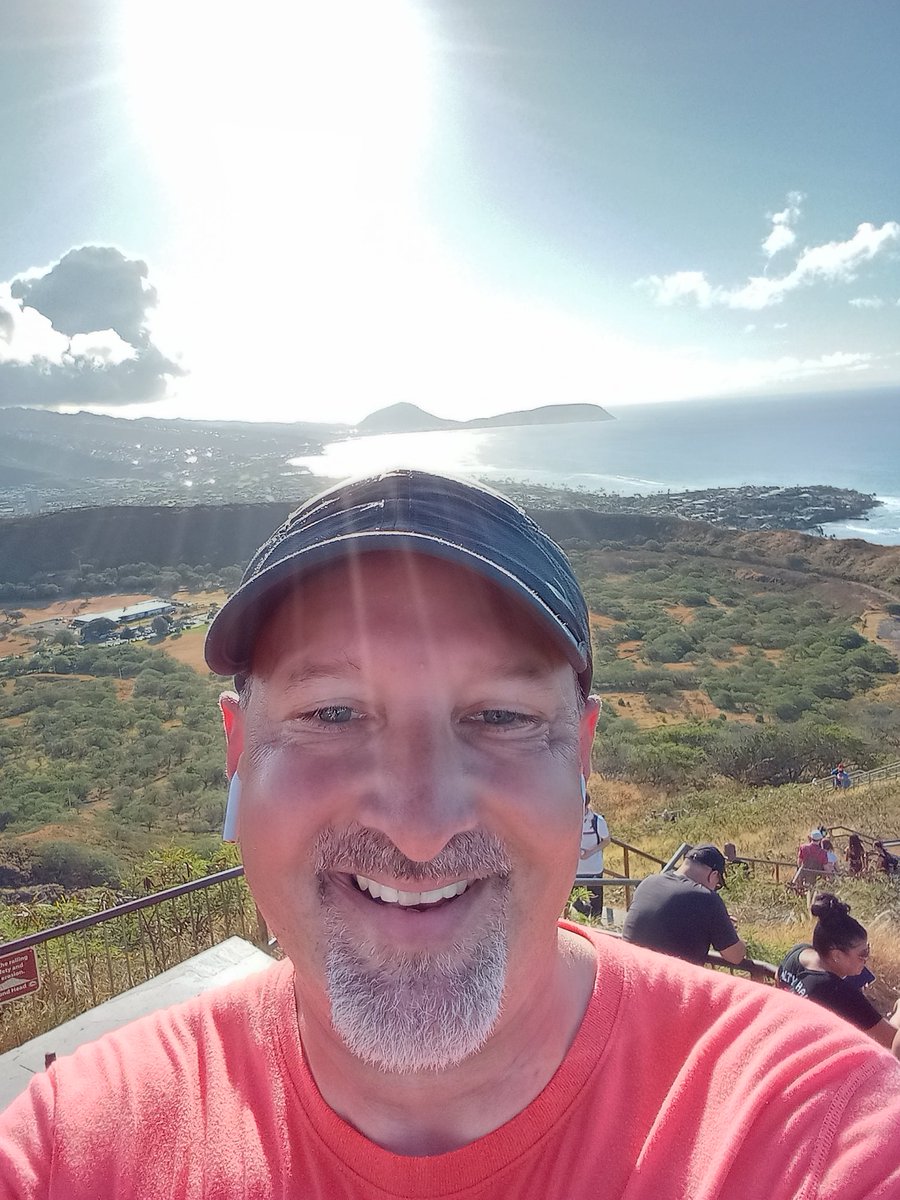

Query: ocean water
[291,388,900,544]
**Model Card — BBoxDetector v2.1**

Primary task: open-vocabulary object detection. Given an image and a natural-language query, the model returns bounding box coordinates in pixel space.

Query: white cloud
[67,330,137,366]
[720,350,874,392]
[792,222,899,284]
[637,270,719,307]
[849,296,884,309]
[0,248,183,407]
[0,291,66,364]
[762,191,803,259]
[640,214,900,312]
[743,324,756,334]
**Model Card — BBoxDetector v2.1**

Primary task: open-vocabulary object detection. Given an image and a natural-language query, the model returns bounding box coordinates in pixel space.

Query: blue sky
[1,0,899,423]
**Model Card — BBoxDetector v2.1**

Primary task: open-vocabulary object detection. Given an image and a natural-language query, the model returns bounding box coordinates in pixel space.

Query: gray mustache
[314,825,511,882]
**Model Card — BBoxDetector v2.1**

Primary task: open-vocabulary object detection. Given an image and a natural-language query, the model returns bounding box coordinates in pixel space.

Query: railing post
[254,905,270,950]
[623,846,631,909]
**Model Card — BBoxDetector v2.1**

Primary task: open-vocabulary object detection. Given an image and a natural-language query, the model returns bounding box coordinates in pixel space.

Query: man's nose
[356,722,480,865]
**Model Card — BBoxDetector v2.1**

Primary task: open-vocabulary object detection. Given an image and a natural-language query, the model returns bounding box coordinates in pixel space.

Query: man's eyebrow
[489,655,561,683]
[282,658,362,687]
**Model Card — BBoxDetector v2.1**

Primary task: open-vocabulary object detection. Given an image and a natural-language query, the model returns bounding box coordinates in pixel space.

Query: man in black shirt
[622,844,746,966]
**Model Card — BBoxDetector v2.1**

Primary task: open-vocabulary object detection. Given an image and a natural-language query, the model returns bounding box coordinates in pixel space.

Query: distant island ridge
[355,402,613,435]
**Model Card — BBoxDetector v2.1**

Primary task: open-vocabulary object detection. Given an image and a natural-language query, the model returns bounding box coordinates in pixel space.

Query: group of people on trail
[830,762,852,788]
[845,833,900,877]
[618,847,900,1068]
[794,829,900,889]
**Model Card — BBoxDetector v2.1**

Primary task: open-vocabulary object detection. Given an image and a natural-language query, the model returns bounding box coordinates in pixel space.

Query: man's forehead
[269,549,541,622]
[251,550,568,677]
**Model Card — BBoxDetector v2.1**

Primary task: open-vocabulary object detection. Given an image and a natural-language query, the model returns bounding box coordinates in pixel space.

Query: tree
[151,615,171,639]
[31,842,121,889]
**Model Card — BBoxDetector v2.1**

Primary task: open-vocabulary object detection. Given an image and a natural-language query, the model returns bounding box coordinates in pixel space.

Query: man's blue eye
[480,709,520,725]
[315,706,354,723]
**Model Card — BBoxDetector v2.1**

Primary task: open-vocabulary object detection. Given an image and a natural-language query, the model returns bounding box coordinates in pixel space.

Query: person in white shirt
[822,838,839,877]
[574,791,612,923]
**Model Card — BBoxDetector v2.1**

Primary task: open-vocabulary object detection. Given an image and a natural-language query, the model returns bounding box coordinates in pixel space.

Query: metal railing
[0,868,265,1054]
[827,825,900,851]
[606,837,666,908]
[706,948,777,985]
[592,928,777,985]
[722,854,796,885]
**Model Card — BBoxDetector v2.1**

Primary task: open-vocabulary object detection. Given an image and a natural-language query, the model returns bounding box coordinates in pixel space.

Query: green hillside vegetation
[0,559,243,603]
[571,550,900,785]
[1,536,899,945]
[0,644,225,892]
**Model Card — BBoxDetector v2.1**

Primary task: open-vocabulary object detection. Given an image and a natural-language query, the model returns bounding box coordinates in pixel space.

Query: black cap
[204,469,593,695]
[685,844,728,876]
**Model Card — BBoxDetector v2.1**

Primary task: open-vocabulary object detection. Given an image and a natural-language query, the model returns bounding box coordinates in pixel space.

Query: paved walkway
[0,936,272,1111]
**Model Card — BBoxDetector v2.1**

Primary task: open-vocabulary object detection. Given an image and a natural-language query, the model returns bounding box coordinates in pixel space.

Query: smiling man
[3,469,900,1199]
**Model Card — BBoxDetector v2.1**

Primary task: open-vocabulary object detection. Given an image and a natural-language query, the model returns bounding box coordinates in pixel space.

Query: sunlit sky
[2,0,899,424]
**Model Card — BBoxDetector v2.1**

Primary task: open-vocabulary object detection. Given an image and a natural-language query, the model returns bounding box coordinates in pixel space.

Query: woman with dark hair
[845,833,867,876]
[777,893,900,1058]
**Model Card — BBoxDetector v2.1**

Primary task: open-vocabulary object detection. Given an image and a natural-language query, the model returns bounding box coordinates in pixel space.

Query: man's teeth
[354,876,470,906]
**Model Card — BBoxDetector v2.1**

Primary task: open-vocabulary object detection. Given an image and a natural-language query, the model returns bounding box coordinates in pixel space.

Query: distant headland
[355,402,613,436]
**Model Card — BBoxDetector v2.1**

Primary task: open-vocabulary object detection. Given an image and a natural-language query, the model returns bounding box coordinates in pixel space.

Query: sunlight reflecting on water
[289,428,491,478]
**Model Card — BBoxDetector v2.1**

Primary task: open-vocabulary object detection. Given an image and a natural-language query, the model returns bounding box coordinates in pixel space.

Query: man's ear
[579,695,602,780]
[219,691,244,779]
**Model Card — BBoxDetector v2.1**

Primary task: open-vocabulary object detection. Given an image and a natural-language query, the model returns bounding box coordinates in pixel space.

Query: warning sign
[0,947,41,1004]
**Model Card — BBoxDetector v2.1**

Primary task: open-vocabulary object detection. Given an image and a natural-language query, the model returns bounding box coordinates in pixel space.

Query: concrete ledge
[0,936,273,1111]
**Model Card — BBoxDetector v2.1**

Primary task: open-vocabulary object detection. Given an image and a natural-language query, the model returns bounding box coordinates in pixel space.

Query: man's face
[223,551,598,1074]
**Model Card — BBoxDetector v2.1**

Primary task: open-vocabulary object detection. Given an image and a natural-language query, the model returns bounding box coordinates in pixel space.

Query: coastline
[289,393,900,546]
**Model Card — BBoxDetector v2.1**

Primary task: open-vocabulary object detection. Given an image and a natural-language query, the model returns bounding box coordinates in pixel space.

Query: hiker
[792,829,828,891]
[846,833,867,877]
[777,893,900,1057]
[621,844,746,967]
[4,469,900,1198]
[873,840,900,876]
[573,791,613,924]
[822,839,839,878]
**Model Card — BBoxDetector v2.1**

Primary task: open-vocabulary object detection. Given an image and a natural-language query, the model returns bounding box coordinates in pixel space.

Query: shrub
[30,842,122,889]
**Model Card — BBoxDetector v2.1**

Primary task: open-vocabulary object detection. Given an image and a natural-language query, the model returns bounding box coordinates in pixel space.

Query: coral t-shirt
[798,841,828,870]
[2,924,900,1199]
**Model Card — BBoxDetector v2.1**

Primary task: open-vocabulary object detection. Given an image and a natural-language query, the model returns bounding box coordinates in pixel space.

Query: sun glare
[119,1,438,420]
[117,3,761,424]
[122,1,433,189]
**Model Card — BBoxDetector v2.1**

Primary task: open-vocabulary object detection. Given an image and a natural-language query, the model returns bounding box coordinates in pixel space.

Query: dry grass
[664,604,698,624]
[151,626,213,675]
